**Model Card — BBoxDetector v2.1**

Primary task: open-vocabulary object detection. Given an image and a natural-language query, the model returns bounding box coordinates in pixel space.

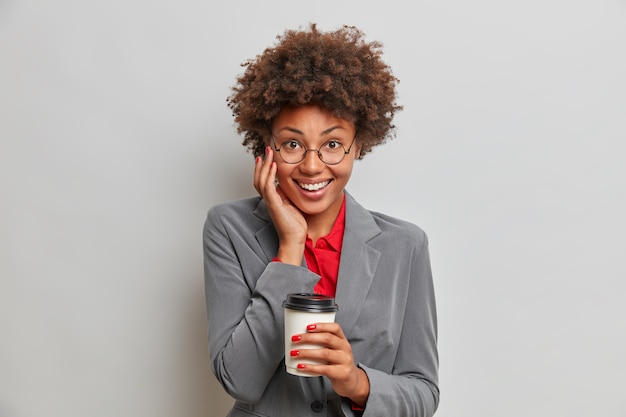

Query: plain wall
[1,1,625,416]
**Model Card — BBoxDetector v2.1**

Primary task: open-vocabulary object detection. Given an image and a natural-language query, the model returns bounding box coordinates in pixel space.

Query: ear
[353,142,363,160]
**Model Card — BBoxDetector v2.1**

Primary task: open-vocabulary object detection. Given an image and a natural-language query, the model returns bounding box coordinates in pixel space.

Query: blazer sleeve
[356,232,439,417]
[203,205,320,403]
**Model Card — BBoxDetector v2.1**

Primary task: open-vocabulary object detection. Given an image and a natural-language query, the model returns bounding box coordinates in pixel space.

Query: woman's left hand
[290,322,370,407]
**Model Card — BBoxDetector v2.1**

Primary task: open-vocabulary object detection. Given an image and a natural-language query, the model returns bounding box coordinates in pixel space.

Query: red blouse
[307,195,346,297]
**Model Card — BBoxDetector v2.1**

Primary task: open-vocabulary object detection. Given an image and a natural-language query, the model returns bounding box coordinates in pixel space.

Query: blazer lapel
[335,192,381,338]
[252,191,382,328]
[253,199,280,263]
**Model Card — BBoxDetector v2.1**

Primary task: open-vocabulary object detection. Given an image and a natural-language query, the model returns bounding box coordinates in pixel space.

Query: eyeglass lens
[277,140,348,165]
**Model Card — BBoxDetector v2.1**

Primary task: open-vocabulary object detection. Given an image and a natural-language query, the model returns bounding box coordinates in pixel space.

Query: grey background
[1,0,625,416]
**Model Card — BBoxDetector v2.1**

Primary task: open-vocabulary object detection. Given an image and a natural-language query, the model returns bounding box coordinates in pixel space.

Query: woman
[203,24,439,417]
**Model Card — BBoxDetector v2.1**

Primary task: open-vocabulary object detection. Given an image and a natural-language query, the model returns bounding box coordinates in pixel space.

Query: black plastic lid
[282,293,338,313]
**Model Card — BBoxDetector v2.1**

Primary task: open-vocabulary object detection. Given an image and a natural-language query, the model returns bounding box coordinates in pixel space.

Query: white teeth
[299,181,330,191]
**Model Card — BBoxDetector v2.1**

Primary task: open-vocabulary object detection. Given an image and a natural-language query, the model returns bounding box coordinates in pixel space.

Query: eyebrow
[276,125,347,136]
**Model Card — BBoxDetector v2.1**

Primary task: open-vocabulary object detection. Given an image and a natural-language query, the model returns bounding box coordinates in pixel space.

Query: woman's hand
[254,147,307,265]
[290,322,370,407]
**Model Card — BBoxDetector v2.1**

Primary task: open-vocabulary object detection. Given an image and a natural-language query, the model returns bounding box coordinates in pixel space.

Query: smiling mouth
[297,180,331,191]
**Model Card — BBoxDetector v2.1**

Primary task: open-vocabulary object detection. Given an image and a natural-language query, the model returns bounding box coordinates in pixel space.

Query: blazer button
[310,400,324,413]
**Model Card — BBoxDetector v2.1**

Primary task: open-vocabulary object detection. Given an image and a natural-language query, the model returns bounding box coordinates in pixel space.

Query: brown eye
[322,140,344,151]
[282,140,303,152]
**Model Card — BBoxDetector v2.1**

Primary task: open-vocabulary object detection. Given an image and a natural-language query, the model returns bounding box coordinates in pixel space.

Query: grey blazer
[203,192,439,417]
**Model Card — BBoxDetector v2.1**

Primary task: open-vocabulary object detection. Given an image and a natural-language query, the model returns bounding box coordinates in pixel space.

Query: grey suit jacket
[203,192,439,417]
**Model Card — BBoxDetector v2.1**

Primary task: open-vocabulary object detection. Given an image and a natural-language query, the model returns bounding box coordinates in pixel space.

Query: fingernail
[265,146,270,155]
[307,324,316,331]
[291,335,301,342]
[290,350,299,357]
[297,363,306,369]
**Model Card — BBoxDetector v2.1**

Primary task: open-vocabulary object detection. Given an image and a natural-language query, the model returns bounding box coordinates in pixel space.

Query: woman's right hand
[254,147,307,265]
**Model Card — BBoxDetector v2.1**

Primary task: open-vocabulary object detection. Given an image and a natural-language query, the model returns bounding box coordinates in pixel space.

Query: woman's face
[270,104,359,222]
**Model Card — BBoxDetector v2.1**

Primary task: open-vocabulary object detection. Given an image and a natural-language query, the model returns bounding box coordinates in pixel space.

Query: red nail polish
[291,335,301,342]
[297,363,306,369]
[290,350,299,357]
[265,146,270,155]
[307,324,316,331]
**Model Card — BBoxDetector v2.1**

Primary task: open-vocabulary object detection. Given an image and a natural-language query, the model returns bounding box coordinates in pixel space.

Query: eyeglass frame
[270,134,358,165]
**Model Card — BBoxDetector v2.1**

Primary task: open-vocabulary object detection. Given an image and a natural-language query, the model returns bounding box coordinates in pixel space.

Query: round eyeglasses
[271,135,357,165]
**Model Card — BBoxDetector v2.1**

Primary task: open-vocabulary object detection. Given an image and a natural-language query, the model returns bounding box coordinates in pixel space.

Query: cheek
[336,163,354,180]
[274,164,292,181]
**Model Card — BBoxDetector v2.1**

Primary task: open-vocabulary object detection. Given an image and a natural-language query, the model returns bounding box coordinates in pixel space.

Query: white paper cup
[283,293,338,377]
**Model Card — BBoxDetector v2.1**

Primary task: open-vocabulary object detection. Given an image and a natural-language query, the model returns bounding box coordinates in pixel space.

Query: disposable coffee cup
[282,293,338,376]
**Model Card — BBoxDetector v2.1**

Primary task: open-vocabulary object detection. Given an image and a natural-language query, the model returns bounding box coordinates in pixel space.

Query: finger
[297,332,346,352]
[253,150,270,194]
[254,147,275,197]
[307,322,346,339]
[290,346,342,365]
[292,353,353,379]
[262,161,282,205]
[294,362,324,376]
[253,155,264,195]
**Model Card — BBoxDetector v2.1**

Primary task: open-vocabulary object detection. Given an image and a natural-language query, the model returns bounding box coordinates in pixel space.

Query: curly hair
[226,23,402,158]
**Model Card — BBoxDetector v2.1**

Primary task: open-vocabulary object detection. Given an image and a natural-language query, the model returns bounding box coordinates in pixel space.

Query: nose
[298,149,325,173]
